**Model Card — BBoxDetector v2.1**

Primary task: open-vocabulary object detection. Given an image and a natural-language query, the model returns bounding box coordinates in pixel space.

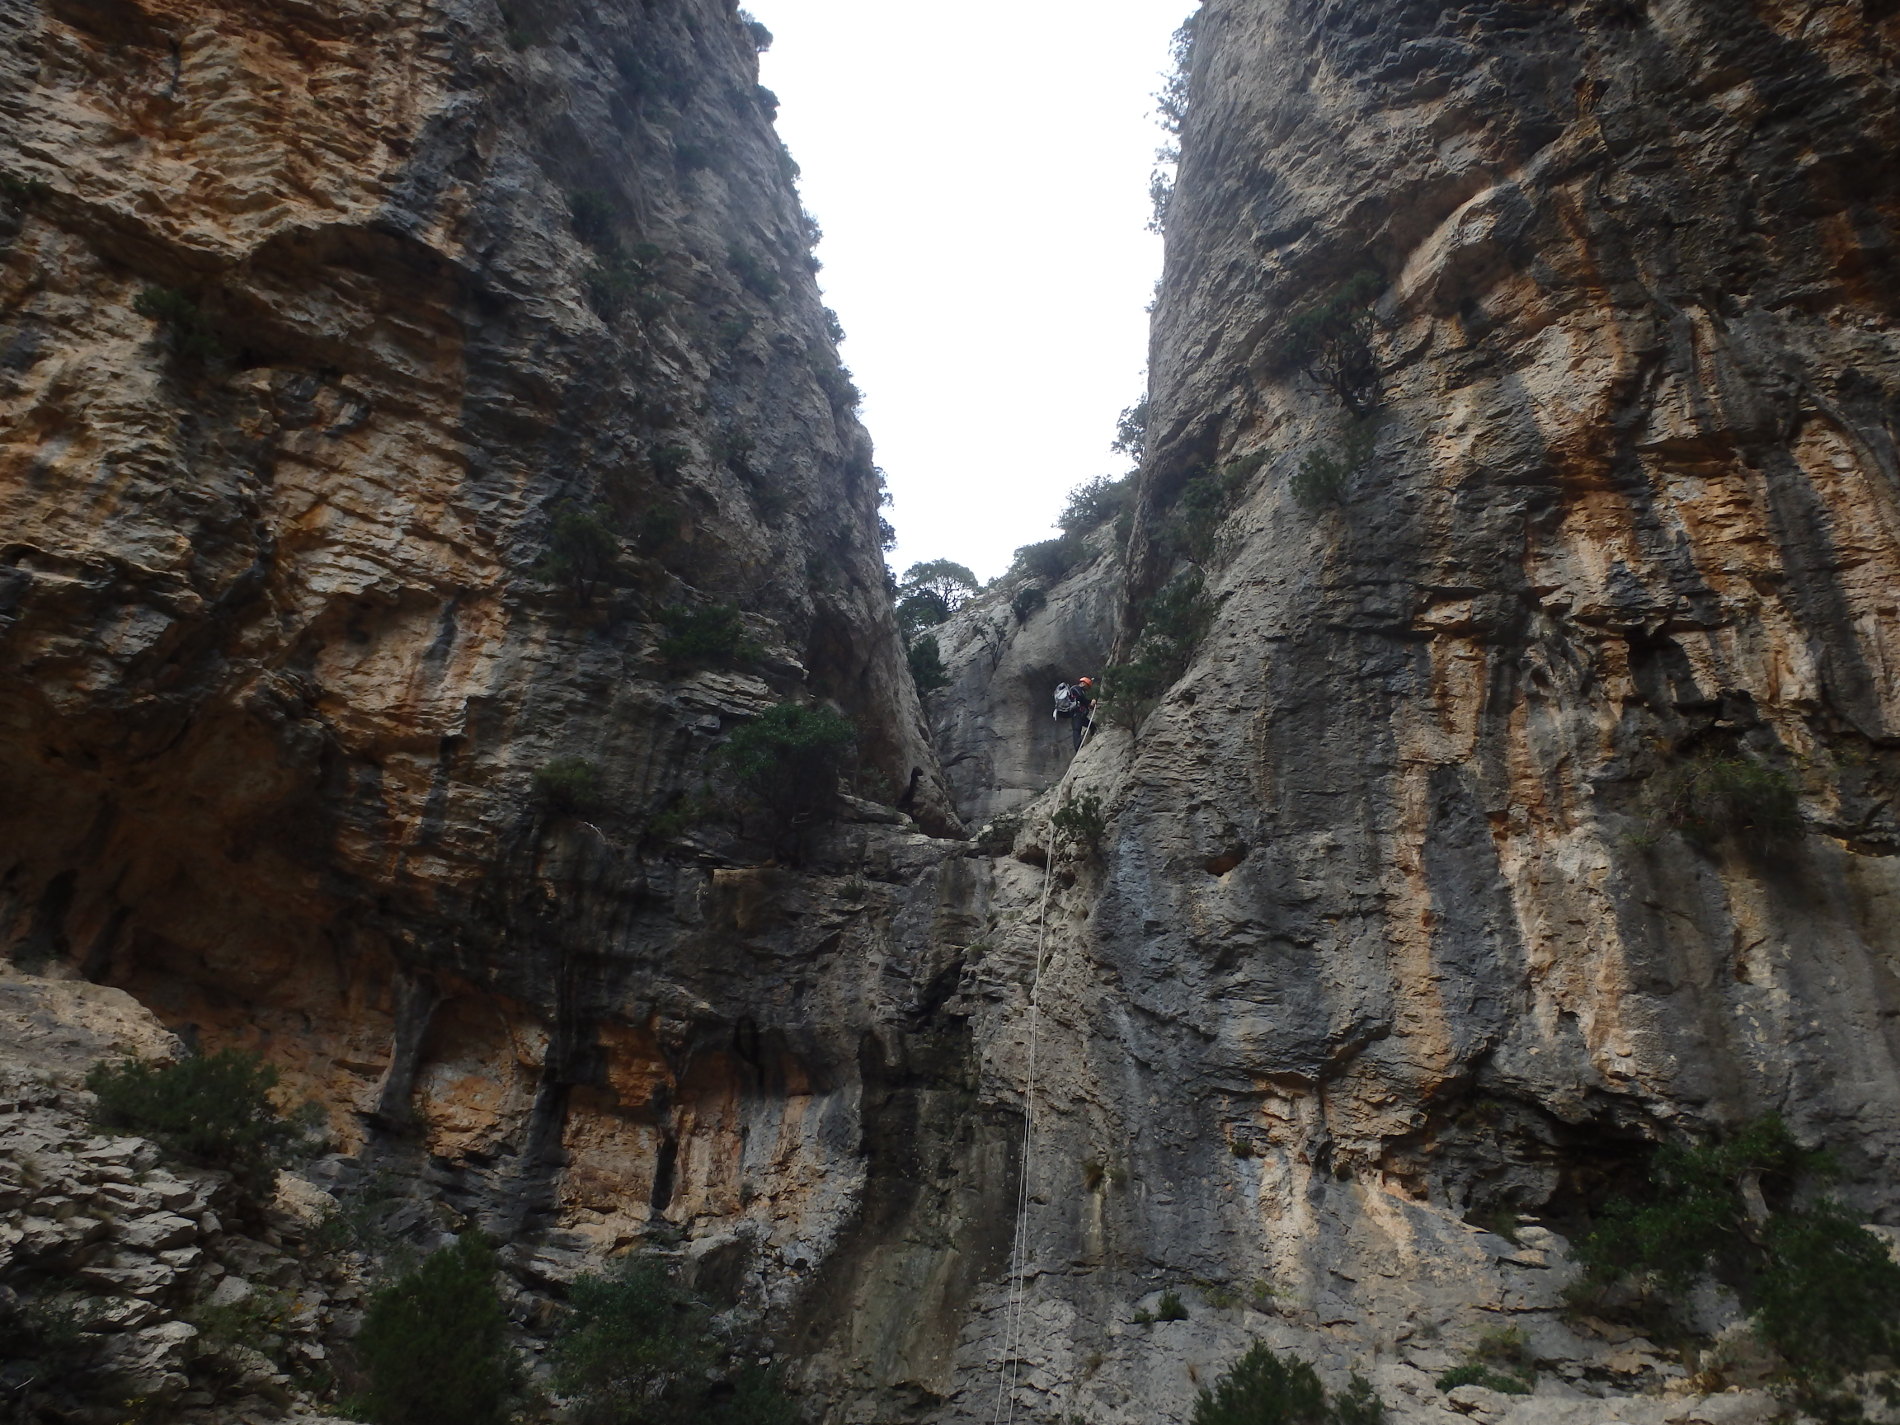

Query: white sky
[745,0,1192,583]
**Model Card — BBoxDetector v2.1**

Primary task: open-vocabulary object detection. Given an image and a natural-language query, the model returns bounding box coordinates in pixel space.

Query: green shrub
[534,757,603,814]
[723,703,856,840]
[727,246,783,301]
[1283,270,1383,416]
[900,559,980,612]
[908,634,950,694]
[1059,475,1133,535]
[1112,400,1149,465]
[552,1256,802,1425]
[657,603,760,671]
[87,1049,321,1197]
[133,285,224,361]
[355,1235,522,1425]
[538,504,620,603]
[650,443,691,477]
[1576,1117,1900,1407]
[1292,417,1378,512]
[897,589,950,640]
[1650,749,1801,849]
[739,11,773,51]
[814,360,860,409]
[1192,1342,1384,1425]
[1051,793,1108,856]
[1011,534,1087,583]
[1155,1290,1189,1322]
[0,1286,121,1417]
[568,189,618,250]
[0,172,51,202]
[1434,1364,1532,1396]
[1102,572,1214,727]
[1010,584,1046,623]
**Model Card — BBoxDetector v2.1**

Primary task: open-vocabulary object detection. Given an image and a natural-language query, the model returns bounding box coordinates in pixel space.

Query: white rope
[991,713,1095,1424]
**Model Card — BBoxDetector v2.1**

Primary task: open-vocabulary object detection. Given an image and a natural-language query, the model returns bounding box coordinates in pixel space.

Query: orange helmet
[1077,677,1094,689]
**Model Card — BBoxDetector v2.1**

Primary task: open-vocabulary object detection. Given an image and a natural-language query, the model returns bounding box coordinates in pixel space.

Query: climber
[1053,676,1095,753]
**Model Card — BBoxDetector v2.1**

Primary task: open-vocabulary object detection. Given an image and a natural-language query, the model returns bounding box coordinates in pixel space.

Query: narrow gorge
[3,2,1900,1424]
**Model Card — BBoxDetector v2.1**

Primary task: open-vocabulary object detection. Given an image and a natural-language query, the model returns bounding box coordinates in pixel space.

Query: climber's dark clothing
[1070,693,1093,751]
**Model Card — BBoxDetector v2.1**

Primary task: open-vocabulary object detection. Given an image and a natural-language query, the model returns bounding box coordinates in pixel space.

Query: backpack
[1053,682,1081,716]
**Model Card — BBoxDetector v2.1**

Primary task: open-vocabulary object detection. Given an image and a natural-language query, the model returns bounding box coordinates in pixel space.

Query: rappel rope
[991,713,1095,1425]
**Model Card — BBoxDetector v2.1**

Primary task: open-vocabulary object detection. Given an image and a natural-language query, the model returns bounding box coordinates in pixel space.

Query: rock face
[7,1,1900,1424]
[926,527,1122,828]
[830,2,1900,1422]
[0,0,972,1290]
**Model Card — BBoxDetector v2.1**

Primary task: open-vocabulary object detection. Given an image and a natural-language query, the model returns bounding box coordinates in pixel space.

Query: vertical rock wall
[0,0,964,1279]
[806,3,1900,1423]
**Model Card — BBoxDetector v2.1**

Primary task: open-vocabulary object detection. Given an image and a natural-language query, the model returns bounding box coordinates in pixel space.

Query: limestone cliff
[834,2,1900,1422]
[7,2,1900,1425]
[0,0,966,1353]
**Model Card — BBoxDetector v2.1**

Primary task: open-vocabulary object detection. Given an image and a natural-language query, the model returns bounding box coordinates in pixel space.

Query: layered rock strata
[0,0,963,1312]
[809,2,1900,1422]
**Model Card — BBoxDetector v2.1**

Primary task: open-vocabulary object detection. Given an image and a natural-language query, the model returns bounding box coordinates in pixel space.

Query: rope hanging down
[991,718,1095,1425]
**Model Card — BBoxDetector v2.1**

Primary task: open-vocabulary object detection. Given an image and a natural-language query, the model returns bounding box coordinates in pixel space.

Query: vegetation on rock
[1283,270,1384,416]
[551,1257,802,1425]
[1103,571,1215,727]
[1292,417,1378,513]
[657,602,761,672]
[907,633,950,694]
[1649,748,1801,850]
[1192,1342,1385,1425]
[1051,793,1109,856]
[354,1235,522,1425]
[724,703,856,846]
[534,757,604,814]
[539,504,620,603]
[87,1049,321,1198]
[133,285,224,362]
[1576,1117,1900,1416]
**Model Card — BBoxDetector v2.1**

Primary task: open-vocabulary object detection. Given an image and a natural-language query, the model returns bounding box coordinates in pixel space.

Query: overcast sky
[744,0,1193,583]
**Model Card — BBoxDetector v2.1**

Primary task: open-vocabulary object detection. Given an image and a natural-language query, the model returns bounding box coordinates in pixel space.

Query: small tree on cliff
[899,560,979,614]
[355,1235,522,1425]
[87,1049,323,1199]
[722,702,856,854]
[1193,1343,1385,1425]
[552,1257,802,1424]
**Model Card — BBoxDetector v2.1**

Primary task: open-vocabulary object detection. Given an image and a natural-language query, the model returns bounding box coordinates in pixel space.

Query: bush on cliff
[133,285,224,362]
[723,702,855,844]
[354,1234,522,1425]
[1575,1117,1900,1416]
[535,757,604,814]
[1291,417,1378,513]
[552,1257,802,1425]
[1010,534,1088,583]
[657,602,761,672]
[907,634,950,694]
[87,1049,322,1198]
[1102,571,1215,728]
[1058,474,1133,536]
[1649,748,1801,850]
[1192,1342,1385,1425]
[538,504,620,604]
[1283,270,1383,416]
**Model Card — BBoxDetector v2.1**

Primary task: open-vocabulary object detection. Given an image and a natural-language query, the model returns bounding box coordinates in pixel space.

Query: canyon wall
[6,1,1900,1424]
[813,2,1900,1422]
[0,0,974,1330]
